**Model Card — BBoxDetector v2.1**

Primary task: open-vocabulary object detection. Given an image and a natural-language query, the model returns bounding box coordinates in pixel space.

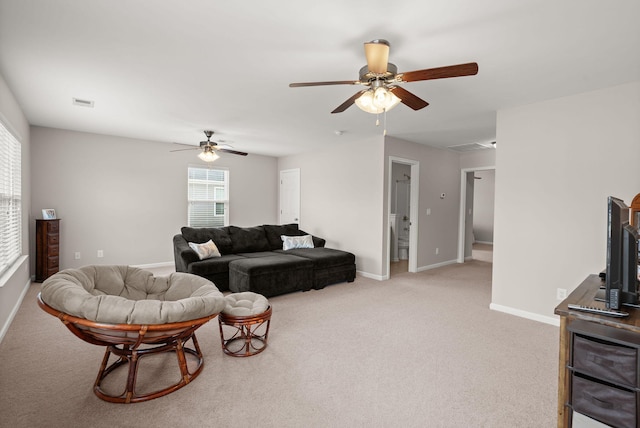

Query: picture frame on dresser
[42,208,56,219]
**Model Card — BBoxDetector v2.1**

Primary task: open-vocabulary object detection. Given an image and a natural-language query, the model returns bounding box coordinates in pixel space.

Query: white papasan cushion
[40,265,227,324]
[223,292,269,316]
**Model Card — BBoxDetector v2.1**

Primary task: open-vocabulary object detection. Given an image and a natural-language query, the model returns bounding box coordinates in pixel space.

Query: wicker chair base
[218,306,272,357]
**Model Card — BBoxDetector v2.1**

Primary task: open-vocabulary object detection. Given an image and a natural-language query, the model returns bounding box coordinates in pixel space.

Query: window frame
[0,118,22,277]
[187,165,229,228]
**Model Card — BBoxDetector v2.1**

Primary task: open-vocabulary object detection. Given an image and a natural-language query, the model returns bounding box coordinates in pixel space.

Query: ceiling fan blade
[169,147,200,152]
[388,86,429,111]
[331,90,367,114]
[364,39,390,74]
[217,148,248,156]
[289,80,359,88]
[399,62,479,83]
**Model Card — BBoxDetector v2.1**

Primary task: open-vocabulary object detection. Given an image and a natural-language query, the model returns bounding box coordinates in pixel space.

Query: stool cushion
[41,265,227,324]
[223,292,269,316]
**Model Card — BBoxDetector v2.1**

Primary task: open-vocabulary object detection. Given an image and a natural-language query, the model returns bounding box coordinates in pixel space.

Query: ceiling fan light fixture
[198,149,219,162]
[355,87,400,114]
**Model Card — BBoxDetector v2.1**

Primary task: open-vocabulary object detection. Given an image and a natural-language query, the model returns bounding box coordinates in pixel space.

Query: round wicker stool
[218,292,272,357]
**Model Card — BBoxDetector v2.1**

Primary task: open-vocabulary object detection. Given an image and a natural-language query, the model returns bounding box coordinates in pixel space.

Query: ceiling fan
[170,130,248,162]
[289,39,478,115]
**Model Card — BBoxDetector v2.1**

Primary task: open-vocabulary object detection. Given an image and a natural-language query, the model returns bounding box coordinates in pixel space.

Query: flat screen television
[605,196,639,309]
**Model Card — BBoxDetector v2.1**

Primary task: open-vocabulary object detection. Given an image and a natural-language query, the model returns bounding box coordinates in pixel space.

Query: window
[0,120,21,276]
[188,166,229,227]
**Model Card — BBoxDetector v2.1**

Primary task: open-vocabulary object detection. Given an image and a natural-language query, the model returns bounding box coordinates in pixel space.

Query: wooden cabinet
[556,275,640,427]
[631,193,640,229]
[35,219,60,282]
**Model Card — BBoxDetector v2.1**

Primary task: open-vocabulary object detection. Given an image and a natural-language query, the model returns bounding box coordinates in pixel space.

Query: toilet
[398,236,409,260]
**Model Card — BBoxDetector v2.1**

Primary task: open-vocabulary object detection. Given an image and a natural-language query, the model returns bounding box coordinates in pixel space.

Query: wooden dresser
[555,275,640,427]
[35,219,60,282]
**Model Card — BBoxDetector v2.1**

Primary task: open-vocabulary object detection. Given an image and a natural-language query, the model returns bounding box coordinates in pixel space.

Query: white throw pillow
[189,239,221,260]
[281,234,314,251]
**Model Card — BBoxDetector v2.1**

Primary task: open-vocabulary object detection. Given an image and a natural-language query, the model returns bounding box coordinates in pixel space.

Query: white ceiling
[1,0,639,157]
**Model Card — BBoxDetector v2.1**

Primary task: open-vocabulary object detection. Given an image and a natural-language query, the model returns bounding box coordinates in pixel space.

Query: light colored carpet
[0,260,558,427]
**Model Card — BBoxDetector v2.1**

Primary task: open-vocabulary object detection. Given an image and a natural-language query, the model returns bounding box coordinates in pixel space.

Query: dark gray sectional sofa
[173,223,356,297]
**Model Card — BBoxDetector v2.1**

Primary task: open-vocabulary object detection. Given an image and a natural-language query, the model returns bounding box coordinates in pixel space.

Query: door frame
[387,156,420,277]
[457,166,495,263]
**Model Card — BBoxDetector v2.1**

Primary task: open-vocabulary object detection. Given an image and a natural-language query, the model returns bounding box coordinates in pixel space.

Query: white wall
[384,137,462,274]
[30,127,278,269]
[278,136,385,278]
[0,73,31,342]
[492,81,640,322]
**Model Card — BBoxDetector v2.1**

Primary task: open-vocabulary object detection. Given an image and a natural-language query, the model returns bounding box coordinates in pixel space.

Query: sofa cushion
[236,251,281,258]
[228,226,271,253]
[274,247,355,269]
[188,254,247,276]
[228,255,314,296]
[181,226,233,255]
[263,223,301,250]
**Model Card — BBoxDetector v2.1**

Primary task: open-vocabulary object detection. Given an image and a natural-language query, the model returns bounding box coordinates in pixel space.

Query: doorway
[388,157,419,277]
[457,167,495,263]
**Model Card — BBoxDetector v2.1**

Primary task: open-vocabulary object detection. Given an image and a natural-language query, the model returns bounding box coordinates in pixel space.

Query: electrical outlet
[97,250,104,258]
[435,248,439,255]
[74,252,81,260]
[557,288,567,300]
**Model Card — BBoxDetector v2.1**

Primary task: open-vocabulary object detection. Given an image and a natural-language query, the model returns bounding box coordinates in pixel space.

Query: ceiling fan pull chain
[375,112,380,127]
[383,109,388,136]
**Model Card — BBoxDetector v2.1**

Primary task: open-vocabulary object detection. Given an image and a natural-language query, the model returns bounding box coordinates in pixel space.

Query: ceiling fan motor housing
[359,63,397,82]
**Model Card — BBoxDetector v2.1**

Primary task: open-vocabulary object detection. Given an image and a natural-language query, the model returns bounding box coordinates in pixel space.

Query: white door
[280,168,300,224]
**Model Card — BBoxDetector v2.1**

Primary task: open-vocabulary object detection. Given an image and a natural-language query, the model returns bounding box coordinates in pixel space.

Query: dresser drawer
[48,234,59,245]
[48,221,59,233]
[572,374,636,428]
[48,244,59,257]
[47,256,59,269]
[573,335,637,386]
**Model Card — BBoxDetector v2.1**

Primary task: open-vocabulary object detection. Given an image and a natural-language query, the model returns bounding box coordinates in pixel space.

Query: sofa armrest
[298,228,326,248]
[173,234,199,272]
[311,236,326,248]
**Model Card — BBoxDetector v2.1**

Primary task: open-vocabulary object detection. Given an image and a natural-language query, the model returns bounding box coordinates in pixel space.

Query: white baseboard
[132,261,175,269]
[357,271,386,281]
[475,241,493,245]
[0,277,31,344]
[416,259,459,272]
[489,303,560,326]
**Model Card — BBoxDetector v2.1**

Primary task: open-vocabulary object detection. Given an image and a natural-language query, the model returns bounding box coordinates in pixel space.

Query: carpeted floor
[0,259,559,428]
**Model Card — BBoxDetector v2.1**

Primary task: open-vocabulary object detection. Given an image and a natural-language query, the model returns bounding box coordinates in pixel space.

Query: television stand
[555,274,640,427]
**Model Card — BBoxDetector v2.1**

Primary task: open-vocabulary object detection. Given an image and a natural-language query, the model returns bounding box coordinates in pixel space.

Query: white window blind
[188,166,229,227]
[0,121,21,276]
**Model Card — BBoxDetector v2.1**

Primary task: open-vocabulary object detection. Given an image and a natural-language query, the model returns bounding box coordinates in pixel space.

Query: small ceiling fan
[289,39,478,115]
[171,130,248,162]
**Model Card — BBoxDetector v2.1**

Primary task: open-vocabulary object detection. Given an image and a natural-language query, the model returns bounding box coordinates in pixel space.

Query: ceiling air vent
[72,98,94,108]
[447,141,495,152]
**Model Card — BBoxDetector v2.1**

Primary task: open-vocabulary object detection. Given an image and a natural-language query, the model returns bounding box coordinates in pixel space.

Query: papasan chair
[38,265,226,404]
